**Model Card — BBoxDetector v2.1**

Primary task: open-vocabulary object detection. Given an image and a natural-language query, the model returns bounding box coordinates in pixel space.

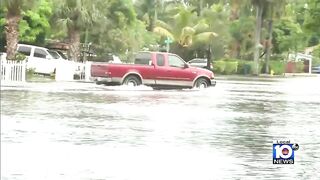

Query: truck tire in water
[194,78,209,89]
[123,75,141,86]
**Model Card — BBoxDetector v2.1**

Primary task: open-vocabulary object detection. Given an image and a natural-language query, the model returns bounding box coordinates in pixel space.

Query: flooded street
[1,77,320,180]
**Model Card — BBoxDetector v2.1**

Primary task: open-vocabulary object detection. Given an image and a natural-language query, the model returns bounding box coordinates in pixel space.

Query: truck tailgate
[91,63,109,77]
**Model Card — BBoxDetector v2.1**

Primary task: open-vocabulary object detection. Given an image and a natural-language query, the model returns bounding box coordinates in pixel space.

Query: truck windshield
[48,50,61,59]
[134,52,152,65]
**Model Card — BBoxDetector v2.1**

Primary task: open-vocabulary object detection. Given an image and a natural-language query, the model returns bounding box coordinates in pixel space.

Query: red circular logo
[282,148,289,155]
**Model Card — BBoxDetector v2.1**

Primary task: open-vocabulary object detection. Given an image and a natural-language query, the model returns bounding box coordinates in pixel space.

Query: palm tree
[135,0,163,31]
[54,0,103,61]
[3,0,35,60]
[153,6,217,49]
[264,0,286,73]
[252,0,267,75]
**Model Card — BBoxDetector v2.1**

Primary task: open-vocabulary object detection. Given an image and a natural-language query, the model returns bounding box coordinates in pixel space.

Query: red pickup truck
[91,51,216,89]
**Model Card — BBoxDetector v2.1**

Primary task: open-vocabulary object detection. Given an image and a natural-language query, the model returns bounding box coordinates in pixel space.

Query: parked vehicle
[312,65,320,74]
[91,51,216,89]
[16,44,71,75]
[187,58,213,69]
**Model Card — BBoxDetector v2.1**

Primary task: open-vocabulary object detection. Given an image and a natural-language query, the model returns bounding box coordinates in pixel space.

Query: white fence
[55,61,91,82]
[1,59,26,82]
[0,56,91,83]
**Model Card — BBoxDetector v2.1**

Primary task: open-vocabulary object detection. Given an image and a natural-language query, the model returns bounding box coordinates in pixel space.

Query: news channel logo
[273,140,299,164]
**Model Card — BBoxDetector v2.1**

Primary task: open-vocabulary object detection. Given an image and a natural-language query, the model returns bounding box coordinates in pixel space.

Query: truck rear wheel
[194,78,209,89]
[122,75,141,86]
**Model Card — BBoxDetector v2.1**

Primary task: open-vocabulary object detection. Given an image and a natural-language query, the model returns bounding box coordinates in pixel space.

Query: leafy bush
[213,60,226,74]
[224,61,238,74]
[213,58,284,75]
[15,52,26,61]
[269,61,285,75]
[237,60,253,74]
[26,68,36,80]
[312,46,320,66]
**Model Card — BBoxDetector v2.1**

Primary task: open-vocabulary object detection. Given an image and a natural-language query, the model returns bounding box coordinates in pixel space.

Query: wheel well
[123,73,142,83]
[194,76,211,86]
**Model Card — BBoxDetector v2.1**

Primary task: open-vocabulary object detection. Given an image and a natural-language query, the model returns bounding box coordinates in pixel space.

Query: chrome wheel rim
[127,80,137,86]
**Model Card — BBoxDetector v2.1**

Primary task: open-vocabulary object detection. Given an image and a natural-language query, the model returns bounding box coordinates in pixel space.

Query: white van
[17,44,69,75]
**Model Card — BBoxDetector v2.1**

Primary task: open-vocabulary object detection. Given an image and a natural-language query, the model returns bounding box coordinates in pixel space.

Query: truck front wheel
[194,78,209,89]
[122,75,141,86]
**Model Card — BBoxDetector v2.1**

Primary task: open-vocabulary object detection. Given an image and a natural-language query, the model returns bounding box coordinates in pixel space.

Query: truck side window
[17,46,31,56]
[168,55,185,68]
[157,54,165,66]
[134,53,152,65]
[34,48,48,58]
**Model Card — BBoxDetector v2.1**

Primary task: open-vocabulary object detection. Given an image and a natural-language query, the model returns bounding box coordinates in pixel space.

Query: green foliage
[237,60,254,74]
[0,0,51,46]
[213,60,226,74]
[213,58,268,75]
[14,52,26,61]
[273,17,306,53]
[214,59,244,74]
[312,46,320,66]
[304,0,320,34]
[26,68,36,80]
[224,60,238,74]
[19,0,52,44]
[269,61,285,75]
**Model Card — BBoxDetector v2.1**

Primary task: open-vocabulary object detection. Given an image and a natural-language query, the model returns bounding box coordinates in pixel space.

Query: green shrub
[213,59,264,75]
[237,60,254,74]
[213,60,226,74]
[224,61,238,74]
[15,52,26,61]
[26,68,36,80]
[269,61,285,75]
[313,57,320,66]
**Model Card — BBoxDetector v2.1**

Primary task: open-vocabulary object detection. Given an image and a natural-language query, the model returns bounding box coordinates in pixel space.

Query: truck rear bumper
[93,77,122,84]
[96,77,112,82]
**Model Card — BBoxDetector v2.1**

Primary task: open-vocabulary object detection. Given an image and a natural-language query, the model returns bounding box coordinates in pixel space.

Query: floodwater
[1,77,320,180]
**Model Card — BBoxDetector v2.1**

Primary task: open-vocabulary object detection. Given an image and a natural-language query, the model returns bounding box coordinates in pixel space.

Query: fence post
[85,61,92,82]
[22,59,26,81]
[0,59,5,81]
[5,60,10,81]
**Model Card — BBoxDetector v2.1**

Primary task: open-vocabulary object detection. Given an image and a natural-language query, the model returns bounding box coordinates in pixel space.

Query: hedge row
[213,59,305,75]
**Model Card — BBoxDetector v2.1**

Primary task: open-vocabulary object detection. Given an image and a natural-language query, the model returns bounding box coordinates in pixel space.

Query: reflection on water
[1,77,320,180]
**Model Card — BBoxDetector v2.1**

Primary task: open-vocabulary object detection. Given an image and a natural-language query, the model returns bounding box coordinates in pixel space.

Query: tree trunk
[148,13,154,31]
[5,13,20,60]
[198,0,203,16]
[207,44,212,70]
[230,0,240,21]
[68,26,81,62]
[253,4,263,75]
[265,19,273,74]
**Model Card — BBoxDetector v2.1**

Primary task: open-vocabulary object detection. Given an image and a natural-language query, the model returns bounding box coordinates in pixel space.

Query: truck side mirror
[184,63,189,68]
